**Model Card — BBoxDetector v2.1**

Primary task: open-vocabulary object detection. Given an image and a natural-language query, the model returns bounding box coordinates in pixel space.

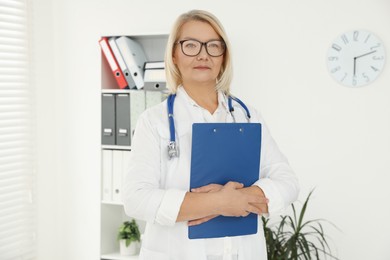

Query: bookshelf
[100,34,168,260]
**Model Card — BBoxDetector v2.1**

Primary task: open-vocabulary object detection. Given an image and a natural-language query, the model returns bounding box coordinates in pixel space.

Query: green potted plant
[262,190,339,260]
[117,219,141,256]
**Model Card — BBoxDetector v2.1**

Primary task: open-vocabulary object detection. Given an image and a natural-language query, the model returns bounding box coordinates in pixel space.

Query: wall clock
[327,30,385,87]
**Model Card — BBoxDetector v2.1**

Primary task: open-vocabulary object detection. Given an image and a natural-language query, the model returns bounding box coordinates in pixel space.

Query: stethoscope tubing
[167,94,177,143]
[167,93,251,159]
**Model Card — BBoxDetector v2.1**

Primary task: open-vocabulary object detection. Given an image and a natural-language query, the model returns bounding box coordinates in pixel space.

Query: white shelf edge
[102,145,131,151]
[102,89,132,94]
[101,252,139,260]
[101,32,168,38]
[101,89,169,94]
[101,200,124,206]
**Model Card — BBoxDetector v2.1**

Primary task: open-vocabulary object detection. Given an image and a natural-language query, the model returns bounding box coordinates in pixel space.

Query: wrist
[241,185,265,197]
[210,190,225,215]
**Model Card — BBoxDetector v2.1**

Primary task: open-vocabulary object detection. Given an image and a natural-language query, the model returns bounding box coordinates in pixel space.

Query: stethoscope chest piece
[168,141,179,159]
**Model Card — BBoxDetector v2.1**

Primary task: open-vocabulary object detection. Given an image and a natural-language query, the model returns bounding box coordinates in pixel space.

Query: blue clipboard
[189,123,262,239]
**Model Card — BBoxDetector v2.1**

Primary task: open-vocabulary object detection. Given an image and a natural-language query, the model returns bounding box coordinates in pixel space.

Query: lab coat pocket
[139,247,170,260]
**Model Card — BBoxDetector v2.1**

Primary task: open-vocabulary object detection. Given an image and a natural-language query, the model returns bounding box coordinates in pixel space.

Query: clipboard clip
[168,141,179,159]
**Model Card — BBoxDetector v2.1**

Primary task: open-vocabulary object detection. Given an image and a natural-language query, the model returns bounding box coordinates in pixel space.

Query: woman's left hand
[188,183,268,226]
[188,184,223,226]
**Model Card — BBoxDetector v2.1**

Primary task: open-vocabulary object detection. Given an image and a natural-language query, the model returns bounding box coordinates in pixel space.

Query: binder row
[102,90,167,146]
[99,36,166,91]
[100,36,167,204]
[102,149,130,203]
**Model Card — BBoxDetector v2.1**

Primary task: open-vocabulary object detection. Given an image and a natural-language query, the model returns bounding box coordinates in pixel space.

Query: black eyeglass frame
[177,39,226,57]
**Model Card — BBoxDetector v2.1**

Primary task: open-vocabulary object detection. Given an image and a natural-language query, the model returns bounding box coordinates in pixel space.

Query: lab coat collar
[176,86,230,114]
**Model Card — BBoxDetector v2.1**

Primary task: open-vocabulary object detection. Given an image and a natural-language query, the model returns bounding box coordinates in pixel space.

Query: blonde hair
[164,10,233,94]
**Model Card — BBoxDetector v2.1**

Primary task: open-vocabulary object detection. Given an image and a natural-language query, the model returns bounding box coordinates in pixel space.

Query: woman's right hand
[177,181,268,224]
[216,181,267,217]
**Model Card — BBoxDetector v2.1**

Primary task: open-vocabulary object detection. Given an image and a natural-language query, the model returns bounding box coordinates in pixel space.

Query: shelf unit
[100,33,168,260]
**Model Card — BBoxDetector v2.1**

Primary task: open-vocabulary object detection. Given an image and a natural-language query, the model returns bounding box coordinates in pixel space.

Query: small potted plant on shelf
[262,190,339,260]
[117,219,141,256]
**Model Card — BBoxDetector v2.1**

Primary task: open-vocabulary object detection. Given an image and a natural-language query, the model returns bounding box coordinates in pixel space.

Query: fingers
[191,184,222,193]
[188,215,218,226]
[224,181,244,189]
[235,194,269,216]
[245,204,263,215]
[192,181,244,193]
[249,195,269,204]
[216,182,269,217]
[236,205,264,217]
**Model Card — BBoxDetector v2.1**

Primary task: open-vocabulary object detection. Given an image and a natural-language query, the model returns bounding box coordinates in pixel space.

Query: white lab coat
[123,87,299,260]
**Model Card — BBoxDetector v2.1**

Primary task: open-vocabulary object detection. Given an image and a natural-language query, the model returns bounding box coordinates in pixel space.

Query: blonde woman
[123,9,299,260]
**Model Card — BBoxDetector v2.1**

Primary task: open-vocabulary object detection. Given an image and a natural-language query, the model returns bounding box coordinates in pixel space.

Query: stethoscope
[167,93,251,159]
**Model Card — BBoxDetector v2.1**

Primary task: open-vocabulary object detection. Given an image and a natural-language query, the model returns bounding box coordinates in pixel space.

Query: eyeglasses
[177,39,226,57]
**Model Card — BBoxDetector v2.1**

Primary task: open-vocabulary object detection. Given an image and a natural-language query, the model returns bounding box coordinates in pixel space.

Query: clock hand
[354,50,377,76]
[355,50,377,59]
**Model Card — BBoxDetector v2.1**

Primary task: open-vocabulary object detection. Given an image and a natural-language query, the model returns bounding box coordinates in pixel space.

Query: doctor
[123,9,299,260]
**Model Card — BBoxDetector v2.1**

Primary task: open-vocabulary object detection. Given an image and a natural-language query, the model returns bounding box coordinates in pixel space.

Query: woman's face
[173,20,224,87]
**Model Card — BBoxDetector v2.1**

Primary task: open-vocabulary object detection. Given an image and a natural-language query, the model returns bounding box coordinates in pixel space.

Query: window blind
[0,0,35,259]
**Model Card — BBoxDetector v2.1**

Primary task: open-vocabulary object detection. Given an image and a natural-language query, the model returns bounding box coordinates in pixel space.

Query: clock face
[327,30,385,87]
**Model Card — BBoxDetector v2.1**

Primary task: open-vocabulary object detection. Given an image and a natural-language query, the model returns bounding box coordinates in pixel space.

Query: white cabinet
[100,34,168,260]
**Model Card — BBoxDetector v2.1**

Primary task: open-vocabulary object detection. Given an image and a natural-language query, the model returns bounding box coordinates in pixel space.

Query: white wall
[31,0,58,258]
[33,0,390,259]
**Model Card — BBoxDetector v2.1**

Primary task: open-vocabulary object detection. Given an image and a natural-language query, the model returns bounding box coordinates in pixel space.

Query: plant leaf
[264,189,340,260]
